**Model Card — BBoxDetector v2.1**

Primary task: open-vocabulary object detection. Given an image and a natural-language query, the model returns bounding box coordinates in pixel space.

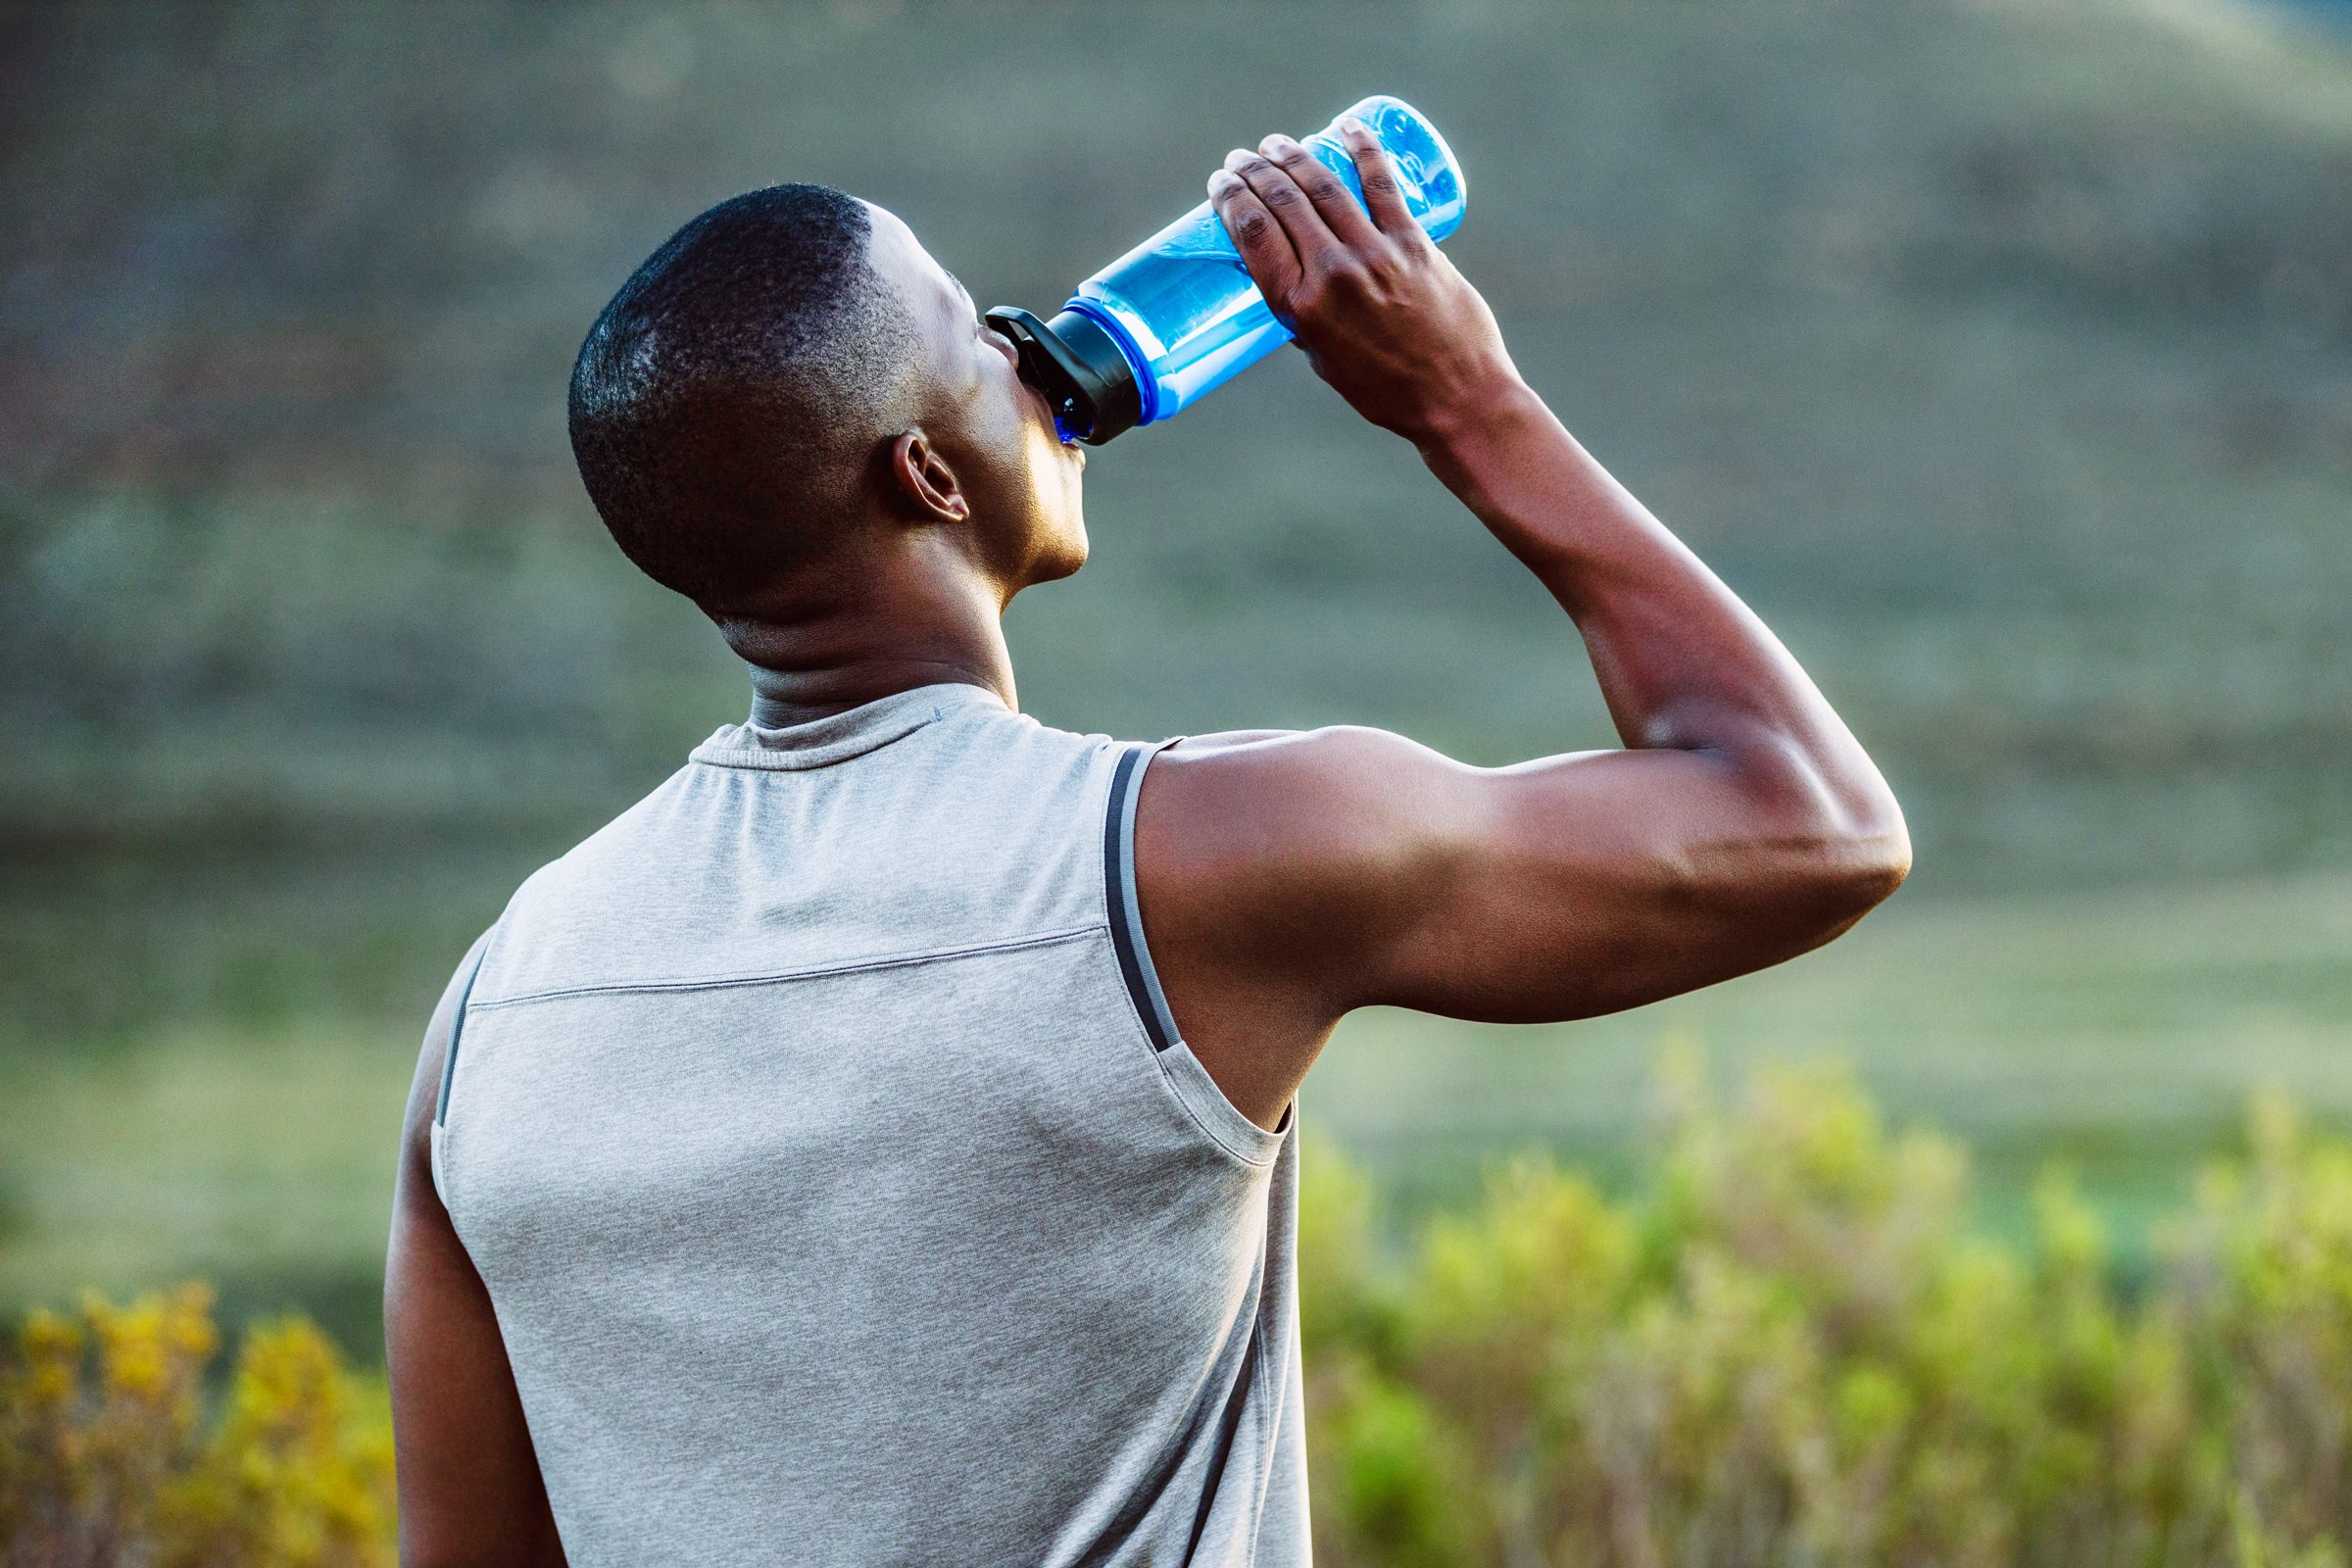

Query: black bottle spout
[984,306,1144,447]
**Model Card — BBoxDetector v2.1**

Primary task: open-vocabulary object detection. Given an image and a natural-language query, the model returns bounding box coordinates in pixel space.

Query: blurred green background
[1,0,2346,1355]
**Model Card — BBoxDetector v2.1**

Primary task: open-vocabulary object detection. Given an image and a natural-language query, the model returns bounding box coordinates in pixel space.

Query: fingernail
[1207,170,1241,194]
[1342,117,1369,136]
[1262,133,1298,153]
[1224,148,1253,170]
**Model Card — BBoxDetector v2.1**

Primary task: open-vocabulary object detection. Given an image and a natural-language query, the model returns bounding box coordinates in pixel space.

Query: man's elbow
[1804,804,1912,927]
[1733,736,1910,927]
[1843,822,1913,911]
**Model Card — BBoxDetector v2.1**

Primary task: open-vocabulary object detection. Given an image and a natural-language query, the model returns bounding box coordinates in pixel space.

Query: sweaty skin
[386,122,1907,1562]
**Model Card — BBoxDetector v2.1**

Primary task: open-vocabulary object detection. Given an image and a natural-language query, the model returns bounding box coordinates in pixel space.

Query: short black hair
[567,183,918,609]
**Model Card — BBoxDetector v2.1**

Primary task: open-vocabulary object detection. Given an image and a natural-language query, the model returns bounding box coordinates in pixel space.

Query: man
[386,120,1908,1566]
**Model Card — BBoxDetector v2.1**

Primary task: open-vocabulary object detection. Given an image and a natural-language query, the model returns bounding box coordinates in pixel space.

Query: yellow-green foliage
[5,1067,2352,1566]
[1306,1064,2352,1568]
[0,1283,393,1568]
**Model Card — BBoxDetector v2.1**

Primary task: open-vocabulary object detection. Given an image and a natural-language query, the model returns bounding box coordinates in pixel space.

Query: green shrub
[5,1065,2351,1565]
[1304,1063,2352,1567]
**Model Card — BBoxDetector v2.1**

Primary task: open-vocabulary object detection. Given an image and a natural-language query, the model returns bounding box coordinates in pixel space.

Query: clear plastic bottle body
[1063,96,1465,427]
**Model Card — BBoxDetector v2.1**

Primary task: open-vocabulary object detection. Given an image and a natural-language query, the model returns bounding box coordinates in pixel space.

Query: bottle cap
[984,306,1145,446]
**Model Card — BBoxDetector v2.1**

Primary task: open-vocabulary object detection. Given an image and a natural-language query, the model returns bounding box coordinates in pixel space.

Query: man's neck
[716,532,1022,728]
[744,654,1011,728]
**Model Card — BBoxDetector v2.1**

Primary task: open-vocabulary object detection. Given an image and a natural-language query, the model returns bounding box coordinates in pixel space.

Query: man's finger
[1339,117,1418,238]
[1207,168,1302,306]
[1223,147,1344,273]
[1256,133,1378,247]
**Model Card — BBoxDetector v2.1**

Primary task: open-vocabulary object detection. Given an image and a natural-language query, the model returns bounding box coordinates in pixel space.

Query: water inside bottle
[1066,97,1466,426]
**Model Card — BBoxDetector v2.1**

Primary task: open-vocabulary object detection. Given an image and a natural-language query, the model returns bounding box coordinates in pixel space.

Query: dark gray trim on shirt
[1104,742,1183,1054]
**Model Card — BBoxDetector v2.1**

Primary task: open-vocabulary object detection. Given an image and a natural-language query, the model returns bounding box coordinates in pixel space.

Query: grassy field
[1317,871,2352,1227]
[5,860,2348,1354]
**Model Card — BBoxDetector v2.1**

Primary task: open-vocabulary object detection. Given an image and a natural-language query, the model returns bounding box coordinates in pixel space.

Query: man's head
[568,184,1086,629]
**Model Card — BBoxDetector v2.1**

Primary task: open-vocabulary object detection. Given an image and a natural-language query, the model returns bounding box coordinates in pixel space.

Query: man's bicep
[386,950,566,1567]
[1362,745,1838,1020]
[1150,728,1849,1026]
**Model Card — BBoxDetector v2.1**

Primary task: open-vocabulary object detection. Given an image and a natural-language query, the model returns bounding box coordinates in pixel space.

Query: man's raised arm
[1133,119,1911,1130]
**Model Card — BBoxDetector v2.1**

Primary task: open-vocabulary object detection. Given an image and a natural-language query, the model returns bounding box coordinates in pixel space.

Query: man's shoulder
[1146,725,1456,826]
[1136,724,1471,910]
[477,760,713,958]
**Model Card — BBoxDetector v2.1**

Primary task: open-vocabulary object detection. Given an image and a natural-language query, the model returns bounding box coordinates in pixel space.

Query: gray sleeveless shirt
[430,683,1307,1566]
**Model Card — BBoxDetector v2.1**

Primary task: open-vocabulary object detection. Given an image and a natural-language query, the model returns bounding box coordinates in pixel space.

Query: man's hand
[1207,120,1517,445]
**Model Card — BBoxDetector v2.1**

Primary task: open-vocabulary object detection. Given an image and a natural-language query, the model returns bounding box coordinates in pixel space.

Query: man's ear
[888,429,970,524]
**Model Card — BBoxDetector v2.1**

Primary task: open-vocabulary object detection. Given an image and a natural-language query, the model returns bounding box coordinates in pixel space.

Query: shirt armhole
[1103,741,1185,1054]
[429,938,491,1205]
[1102,739,1291,1164]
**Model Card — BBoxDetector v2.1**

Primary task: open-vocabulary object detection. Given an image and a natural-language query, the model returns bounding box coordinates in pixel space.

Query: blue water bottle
[987,95,1465,445]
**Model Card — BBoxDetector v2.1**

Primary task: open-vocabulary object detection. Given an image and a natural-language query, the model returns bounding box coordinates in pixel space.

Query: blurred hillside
[3,0,2349,1348]
[2,0,2346,889]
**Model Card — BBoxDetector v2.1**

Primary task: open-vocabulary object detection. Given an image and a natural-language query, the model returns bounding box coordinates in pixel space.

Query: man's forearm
[1417,377,1903,838]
